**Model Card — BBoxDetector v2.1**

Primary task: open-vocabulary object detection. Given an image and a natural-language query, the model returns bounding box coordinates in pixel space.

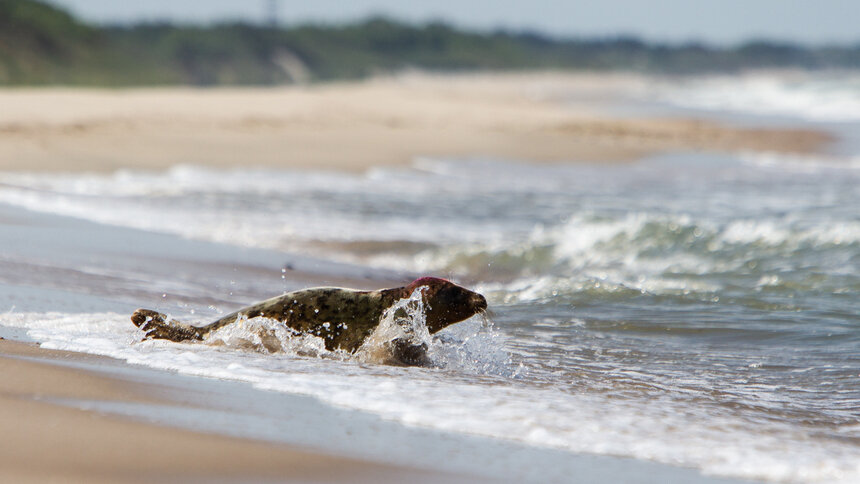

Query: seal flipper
[386,338,431,366]
[131,309,204,342]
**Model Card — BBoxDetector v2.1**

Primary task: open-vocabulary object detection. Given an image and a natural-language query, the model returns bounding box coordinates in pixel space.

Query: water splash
[354,287,431,365]
[353,287,515,374]
[204,315,337,359]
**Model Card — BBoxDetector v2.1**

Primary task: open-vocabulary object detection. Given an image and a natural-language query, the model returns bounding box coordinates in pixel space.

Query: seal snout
[471,293,488,312]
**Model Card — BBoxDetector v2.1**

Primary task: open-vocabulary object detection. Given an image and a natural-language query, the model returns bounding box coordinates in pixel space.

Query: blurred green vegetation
[1,0,859,86]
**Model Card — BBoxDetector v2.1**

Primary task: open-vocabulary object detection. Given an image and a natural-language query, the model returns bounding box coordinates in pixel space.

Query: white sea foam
[2,310,858,484]
[654,72,860,122]
[204,316,333,358]
[0,165,499,250]
[741,151,860,173]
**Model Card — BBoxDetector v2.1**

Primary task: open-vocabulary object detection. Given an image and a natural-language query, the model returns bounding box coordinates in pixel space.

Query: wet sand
[0,73,829,173]
[0,339,472,484]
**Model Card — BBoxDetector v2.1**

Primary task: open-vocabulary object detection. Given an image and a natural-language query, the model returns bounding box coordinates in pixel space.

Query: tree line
[1,0,858,86]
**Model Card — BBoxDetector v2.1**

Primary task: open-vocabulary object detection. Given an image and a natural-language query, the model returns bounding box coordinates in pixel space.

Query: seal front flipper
[131,309,204,342]
[386,338,431,367]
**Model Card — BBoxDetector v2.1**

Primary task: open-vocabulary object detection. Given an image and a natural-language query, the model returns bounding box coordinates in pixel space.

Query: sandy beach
[0,72,848,484]
[0,73,829,173]
[0,339,462,484]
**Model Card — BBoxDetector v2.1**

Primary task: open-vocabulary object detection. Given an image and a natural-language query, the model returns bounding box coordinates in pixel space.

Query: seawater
[640,70,860,123]
[2,73,859,484]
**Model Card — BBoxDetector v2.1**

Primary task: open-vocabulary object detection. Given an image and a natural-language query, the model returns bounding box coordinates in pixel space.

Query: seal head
[403,277,487,333]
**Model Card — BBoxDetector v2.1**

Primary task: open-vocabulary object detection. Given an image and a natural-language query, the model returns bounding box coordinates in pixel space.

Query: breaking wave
[653,71,860,122]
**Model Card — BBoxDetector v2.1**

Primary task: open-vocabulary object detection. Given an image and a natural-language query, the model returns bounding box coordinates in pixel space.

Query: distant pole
[266,0,279,29]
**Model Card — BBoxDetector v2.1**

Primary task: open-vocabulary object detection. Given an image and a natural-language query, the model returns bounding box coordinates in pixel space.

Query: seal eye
[439,286,463,303]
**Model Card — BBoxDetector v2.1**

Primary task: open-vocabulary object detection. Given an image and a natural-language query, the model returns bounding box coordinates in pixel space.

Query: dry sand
[0,73,830,173]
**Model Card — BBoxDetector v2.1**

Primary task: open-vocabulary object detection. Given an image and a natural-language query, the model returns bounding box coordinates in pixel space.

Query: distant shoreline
[0,73,831,173]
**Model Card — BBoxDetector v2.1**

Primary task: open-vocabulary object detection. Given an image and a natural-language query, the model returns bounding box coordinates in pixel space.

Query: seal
[131,277,487,365]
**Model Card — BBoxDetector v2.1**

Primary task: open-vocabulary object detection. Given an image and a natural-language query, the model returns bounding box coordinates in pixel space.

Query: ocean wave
[1,162,857,308]
[0,164,509,248]
[741,151,860,173]
[409,211,860,303]
[654,71,860,122]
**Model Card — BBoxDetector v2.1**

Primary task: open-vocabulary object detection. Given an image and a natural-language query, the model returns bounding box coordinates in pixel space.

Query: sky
[48,0,860,46]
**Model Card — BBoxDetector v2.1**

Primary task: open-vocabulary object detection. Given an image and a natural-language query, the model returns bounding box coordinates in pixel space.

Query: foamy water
[652,71,860,122]
[2,73,860,483]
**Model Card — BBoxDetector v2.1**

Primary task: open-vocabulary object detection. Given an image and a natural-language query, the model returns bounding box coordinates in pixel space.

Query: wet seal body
[131,277,487,365]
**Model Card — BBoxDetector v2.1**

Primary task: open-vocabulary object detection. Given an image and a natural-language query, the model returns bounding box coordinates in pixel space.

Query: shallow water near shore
[2,148,858,483]
[2,73,859,483]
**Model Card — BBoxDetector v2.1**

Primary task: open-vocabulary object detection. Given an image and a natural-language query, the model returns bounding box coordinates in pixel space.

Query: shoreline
[0,73,831,173]
[0,338,472,484]
[0,202,752,484]
[0,330,746,484]
[0,72,817,483]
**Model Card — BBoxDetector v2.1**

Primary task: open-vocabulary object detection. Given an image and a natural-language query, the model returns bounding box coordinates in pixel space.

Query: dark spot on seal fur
[131,277,487,365]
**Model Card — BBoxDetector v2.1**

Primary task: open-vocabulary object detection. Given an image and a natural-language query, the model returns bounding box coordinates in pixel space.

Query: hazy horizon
[47,0,860,46]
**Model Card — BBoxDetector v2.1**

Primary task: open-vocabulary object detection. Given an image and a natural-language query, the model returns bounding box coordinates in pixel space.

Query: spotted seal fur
[131,277,487,365]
